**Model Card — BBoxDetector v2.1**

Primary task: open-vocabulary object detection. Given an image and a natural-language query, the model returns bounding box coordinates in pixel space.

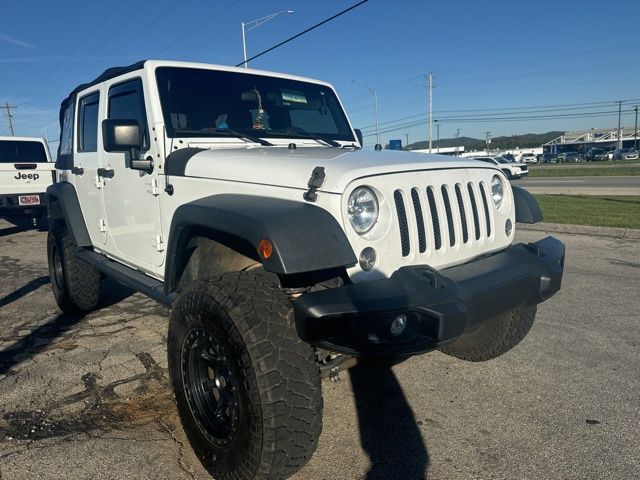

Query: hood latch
[303,166,326,202]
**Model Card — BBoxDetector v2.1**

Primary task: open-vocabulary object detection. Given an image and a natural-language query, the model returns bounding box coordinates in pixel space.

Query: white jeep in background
[0,136,55,224]
[474,155,529,179]
[46,60,565,480]
[520,153,537,164]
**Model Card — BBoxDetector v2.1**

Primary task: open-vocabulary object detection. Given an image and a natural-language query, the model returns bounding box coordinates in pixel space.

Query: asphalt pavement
[0,217,639,480]
[512,175,640,195]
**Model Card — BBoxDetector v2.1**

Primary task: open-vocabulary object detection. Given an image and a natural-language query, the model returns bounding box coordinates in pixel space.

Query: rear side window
[107,78,149,149]
[78,92,100,152]
[59,104,73,156]
[0,140,48,163]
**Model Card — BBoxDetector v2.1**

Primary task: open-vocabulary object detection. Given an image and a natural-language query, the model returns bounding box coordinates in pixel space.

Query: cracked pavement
[0,216,639,479]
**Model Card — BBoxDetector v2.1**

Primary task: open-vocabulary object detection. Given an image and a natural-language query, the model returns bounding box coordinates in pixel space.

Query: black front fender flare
[164,194,357,292]
[46,182,92,246]
[512,186,543,224]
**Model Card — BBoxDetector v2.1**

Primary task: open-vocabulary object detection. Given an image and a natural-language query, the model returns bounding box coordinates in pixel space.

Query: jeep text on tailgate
[46,60,565,480]
[0,136,55,221]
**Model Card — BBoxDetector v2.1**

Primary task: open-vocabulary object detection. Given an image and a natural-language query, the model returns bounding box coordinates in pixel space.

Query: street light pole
[616,100,623,150]
[634,105,638,150]
[241,10,294,68]
[352,80,380,147]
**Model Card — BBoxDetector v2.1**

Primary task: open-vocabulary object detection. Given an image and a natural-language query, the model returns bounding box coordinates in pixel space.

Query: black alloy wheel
[182,328,240,443]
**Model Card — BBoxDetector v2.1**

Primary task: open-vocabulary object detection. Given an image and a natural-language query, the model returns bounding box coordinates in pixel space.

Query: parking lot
[0,217,639,480]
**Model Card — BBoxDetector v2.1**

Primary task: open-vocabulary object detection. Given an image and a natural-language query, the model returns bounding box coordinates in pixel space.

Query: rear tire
[440,306,537,362]
[168,270,323,480]
[47,222,100,313]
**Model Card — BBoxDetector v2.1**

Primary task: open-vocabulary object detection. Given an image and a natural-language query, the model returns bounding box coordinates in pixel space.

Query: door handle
[97,168,115,178]
[71,166,84,175]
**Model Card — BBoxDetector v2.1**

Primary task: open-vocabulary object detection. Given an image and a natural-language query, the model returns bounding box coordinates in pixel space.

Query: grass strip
[529,167,640,177]
[534,194,640,229]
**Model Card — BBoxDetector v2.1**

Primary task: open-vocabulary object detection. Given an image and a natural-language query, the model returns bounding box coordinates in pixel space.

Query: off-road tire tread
[169,270,322,480]
[48,222,100,313]
[440,306,537,362]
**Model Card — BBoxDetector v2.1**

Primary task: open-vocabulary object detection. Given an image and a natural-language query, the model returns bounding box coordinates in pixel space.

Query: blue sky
[1,0,639,147]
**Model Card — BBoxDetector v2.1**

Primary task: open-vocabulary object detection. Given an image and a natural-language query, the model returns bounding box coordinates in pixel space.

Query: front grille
[441,186,455,247]
[393,181,493,257]
[426,187,442,251]
[479,183,492,237]
[393,190,410,257]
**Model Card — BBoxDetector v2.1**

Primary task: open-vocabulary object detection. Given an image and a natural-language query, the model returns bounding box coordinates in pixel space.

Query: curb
[518,222,640,240]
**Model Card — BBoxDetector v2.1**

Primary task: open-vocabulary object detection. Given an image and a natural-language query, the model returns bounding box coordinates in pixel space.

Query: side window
[107,78,149,150]
[59,103,74,156]
[78,92,100,152]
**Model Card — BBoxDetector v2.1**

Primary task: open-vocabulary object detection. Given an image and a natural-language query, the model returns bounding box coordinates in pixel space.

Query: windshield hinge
[303,166,326,202]
[98,219,107,233]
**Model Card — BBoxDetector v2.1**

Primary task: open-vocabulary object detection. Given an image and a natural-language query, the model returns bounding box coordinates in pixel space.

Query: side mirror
[354,128,363,147]
[102,119,152,173]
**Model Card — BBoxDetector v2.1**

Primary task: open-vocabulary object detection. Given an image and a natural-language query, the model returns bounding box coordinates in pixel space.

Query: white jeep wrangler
[47,60,565,480]
[0,136,55,223]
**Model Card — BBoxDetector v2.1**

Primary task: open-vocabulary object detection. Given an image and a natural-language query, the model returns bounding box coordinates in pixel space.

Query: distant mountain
[404,131,562,151]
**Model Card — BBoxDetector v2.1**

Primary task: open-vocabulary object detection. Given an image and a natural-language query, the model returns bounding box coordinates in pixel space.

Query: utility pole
[434,120,440,153]
[485,131,492,155]
[1,103,17,136]
[617,100,623,150]
[427,73,433,153]
[634,105,638,151]
[405,133,409,150]
[455,128,461,156]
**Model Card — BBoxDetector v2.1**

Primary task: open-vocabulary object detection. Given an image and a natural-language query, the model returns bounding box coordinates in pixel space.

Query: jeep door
[99,74,164,270]
[73,89,107,245]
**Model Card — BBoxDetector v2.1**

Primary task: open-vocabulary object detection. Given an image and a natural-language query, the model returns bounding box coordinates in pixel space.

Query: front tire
[440,306,537,362]
[47,222,100,313]
[168,270,323,480]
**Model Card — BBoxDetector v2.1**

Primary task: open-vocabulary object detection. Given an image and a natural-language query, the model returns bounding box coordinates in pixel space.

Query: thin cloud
[0,34,35,49]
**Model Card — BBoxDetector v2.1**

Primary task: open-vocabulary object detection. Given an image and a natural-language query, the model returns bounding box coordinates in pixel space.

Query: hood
[174,146,497,193]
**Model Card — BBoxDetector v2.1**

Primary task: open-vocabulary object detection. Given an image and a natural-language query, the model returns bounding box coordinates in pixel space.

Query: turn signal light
[258,239,273,259]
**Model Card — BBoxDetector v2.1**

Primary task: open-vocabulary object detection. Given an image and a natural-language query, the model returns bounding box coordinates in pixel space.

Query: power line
[361,109,638,138]
[356,99,640,134]
[236,0,369,67]
[12,0,129,99]
[155,0,241,55]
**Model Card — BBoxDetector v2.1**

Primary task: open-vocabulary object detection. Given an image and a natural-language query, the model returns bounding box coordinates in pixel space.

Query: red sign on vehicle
[18,195,40,206]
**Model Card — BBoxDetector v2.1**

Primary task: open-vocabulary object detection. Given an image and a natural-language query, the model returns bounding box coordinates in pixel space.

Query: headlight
[347,187,379,234]
[491,175,504,208]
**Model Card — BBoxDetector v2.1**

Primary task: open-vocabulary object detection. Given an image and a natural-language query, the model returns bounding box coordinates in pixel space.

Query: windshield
[156,67,355,142]
[0,140,48,163]
[496,157,510,164]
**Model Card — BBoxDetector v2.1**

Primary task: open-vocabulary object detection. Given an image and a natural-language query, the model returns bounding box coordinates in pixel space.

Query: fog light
[359,247,377,271]
[505,219,513,236]
[390,314,408,336]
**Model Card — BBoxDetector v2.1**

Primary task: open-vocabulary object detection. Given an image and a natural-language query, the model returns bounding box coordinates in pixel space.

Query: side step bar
[76,249,174,307]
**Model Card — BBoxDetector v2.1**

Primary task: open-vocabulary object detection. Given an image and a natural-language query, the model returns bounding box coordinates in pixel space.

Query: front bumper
[294,236,565,356]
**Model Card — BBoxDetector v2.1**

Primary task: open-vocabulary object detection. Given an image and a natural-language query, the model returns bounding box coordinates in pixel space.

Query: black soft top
[56,60,146,169]
[62,60,147,104]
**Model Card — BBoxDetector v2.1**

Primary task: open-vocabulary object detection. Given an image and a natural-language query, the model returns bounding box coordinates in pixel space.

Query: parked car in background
[585,147,608,161]
[613,148,639,160]
[541,152,556,163]
[0,136,55,225]
[564,152,581,163]
[474,156,529,179]
[520,153,537,164]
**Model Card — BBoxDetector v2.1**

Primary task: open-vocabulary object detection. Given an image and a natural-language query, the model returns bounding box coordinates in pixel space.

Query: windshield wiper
[172,128,274,146]
[284,129,341,147]
[215,128,274,146]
